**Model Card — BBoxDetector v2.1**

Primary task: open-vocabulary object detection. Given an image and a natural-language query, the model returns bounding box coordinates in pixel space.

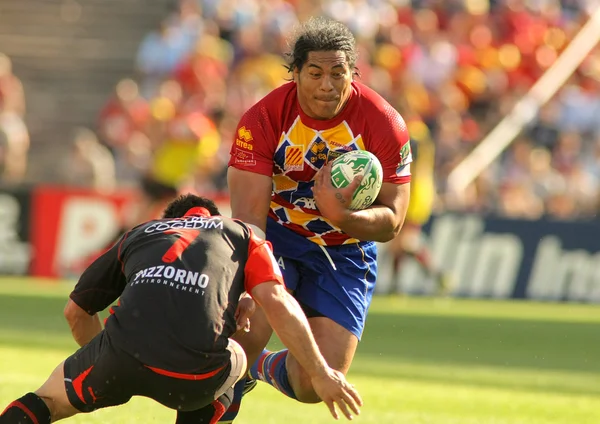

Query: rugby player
[0,194,361,423]
[223,16,411,422]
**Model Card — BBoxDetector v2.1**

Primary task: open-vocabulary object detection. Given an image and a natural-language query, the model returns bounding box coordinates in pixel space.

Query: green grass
[0,277,599,423]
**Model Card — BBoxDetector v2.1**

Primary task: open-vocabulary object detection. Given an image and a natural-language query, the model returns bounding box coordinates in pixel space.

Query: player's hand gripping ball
[330,150,383,210]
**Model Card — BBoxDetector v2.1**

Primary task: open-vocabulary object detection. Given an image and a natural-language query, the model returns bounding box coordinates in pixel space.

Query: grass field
[0,277,599,423]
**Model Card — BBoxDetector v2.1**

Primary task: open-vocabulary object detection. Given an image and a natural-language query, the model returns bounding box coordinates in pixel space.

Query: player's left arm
[314,164,409,242]
[314,105,412,242]
[65,234,129,346]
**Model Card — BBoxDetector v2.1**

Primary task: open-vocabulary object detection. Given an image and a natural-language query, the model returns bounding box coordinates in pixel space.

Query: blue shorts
[266,217,377,340]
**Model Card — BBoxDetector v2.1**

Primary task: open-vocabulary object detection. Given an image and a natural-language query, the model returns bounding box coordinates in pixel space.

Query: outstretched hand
[313,162,362,226]
[311,368,363,420]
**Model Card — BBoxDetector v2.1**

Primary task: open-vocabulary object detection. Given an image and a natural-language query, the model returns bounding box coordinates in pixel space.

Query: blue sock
[217,377,246,423]
[249,349,296,399]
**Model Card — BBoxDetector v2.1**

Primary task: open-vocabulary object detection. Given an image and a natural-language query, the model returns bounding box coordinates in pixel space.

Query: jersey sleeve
[69,232,130,315]
[244,229,285,294]
[367,103,412,185]
[228,99,279,176]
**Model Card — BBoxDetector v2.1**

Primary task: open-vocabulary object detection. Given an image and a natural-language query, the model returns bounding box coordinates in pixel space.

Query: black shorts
[63,330,243,413]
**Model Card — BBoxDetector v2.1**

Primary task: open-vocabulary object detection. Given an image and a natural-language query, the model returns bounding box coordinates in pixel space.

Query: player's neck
[296,88,354,130]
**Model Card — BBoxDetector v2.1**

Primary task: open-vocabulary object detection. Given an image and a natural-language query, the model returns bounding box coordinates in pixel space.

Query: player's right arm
[227,169,272,233]
[65,233,129,346]
[227,99,280,233]
[243,230,362,420]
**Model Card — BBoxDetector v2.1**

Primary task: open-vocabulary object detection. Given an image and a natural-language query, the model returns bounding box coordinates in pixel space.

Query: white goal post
[447,7,600,195]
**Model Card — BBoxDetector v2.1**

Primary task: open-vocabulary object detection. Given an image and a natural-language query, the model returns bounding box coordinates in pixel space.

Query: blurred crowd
[0,53,28,186]
[5,0,600,222]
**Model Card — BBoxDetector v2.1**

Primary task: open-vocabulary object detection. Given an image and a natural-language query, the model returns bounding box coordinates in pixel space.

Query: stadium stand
[1,0,600,220]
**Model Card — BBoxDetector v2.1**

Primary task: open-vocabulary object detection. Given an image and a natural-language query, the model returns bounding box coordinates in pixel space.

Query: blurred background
[0,2,599,423]
[0,0,598,294]
[1,0,599,298]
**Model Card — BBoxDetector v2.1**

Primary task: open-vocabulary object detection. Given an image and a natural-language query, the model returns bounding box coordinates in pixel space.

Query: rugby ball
[330,150,383,210]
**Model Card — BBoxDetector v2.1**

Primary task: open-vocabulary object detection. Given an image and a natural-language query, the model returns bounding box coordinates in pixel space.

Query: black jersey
[69,207,283,373]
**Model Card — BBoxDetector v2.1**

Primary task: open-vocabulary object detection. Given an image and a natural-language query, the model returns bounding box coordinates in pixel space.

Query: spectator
[97,0,600,222]
[0,109,29,184]
[59,127,116,193]
[0,53,25,117]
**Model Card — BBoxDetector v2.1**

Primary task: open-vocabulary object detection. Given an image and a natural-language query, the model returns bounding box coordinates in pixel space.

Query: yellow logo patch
[238,126,253,142]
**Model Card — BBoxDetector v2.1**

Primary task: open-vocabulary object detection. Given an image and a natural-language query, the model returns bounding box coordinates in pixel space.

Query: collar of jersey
[184,207,211,217]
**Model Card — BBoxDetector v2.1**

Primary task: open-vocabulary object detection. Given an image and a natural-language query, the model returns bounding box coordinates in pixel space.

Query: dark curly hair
[286,16,358,73]
[162,193,221,218]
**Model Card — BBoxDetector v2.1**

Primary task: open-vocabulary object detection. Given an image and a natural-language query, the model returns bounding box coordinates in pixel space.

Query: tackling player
[224,17,411,422]
[0,194,361,424]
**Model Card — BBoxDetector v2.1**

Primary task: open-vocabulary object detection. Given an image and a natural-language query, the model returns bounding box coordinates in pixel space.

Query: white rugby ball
[330,150,383,210]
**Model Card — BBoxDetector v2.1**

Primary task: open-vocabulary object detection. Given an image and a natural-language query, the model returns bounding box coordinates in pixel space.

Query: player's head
[162,194,221,218]
[287,17,357,120]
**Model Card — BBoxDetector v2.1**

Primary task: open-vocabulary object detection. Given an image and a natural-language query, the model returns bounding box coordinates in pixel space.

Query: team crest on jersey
[400,142,412,165]
[284,145,304,171]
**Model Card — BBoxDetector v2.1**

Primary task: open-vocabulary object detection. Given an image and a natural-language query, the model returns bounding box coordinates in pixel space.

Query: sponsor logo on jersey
[293,197,317,210]
[235,138,253,151]
[234,148,256,166]
[238,126,253,142]
[131,265,211,295]
[144,217,223,233]
[235,126,254,151]
[327,139,354,151]
[307,138,328,165]
[284,145,304,171]
[326,149,346,163]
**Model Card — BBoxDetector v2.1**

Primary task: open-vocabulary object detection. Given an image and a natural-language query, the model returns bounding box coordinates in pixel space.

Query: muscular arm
[64,299,102,347]
[227,167,273,233]
[66,233,128,346]
[314,161,411,242]
[338,182,410,242]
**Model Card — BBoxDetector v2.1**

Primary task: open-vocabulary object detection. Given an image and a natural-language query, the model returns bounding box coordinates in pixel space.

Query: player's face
[294,51,353,120]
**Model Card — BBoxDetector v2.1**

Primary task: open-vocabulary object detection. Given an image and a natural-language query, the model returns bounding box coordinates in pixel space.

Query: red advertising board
[29,186,139,278]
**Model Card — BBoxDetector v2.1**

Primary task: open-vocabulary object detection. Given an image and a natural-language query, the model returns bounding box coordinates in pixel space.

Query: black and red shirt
[69,208,284,373]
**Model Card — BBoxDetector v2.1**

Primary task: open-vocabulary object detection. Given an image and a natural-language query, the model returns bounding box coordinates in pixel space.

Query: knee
[287,362,321,404]
[292,374,321,403]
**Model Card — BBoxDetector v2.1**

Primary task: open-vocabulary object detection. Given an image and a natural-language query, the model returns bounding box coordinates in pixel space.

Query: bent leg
[35,360,81,422]
[0,358,81,424]
[219,308,272,422]
[0,392,51,424]
[285,316,358,403]
[214,338,247,399]
[0,359,80,424]
[249,316,358,403]
[176,389,233,424]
